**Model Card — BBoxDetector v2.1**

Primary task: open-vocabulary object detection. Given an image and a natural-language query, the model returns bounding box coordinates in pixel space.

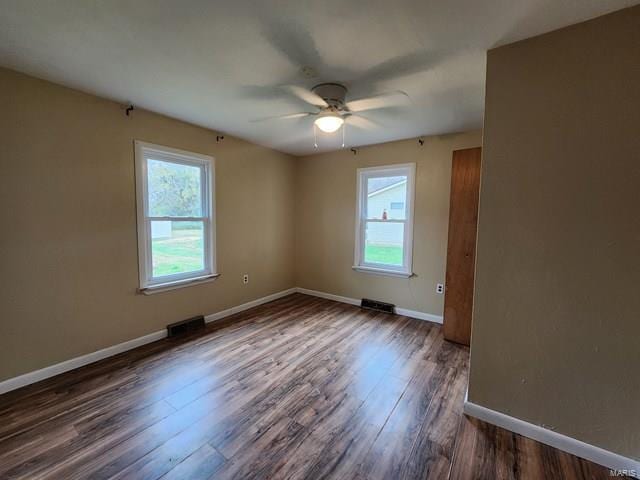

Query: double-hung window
[135,141,216,292]
[354,163,415,277]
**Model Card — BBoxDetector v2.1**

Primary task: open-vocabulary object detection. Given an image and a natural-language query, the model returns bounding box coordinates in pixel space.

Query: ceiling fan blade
[283,85,328,108]
[355,51,445,85]
[345,115,379,130]
[258,14,325,71]
[346,91,409,113]
[250,112,314,123]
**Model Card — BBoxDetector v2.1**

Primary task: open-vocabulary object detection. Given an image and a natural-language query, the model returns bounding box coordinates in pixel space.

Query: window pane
[364,221,404,267]
[151,221,204,277]
[366,176,407,220]
[148,159,202,217]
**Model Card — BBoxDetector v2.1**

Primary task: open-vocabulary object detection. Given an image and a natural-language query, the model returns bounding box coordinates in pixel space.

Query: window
[354,163,415,277]
[135,141,216,292]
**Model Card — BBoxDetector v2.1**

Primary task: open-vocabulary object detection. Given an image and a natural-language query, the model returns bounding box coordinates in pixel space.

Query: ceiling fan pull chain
[342,122,345,148]
[313,124,318,148]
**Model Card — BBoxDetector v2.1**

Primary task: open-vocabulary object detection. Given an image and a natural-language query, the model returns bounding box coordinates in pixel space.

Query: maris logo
[609,469,637,477]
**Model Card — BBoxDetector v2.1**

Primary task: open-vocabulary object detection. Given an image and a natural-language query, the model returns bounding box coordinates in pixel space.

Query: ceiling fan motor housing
[312,83,347,110]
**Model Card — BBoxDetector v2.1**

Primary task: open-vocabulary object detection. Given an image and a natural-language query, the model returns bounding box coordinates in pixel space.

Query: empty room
[0,1,638,479]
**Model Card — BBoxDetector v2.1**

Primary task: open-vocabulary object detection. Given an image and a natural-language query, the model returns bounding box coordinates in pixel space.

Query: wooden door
[443,147,482,346]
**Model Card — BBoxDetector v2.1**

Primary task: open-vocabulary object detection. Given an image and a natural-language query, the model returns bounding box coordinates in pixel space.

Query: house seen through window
[354,164,415,277]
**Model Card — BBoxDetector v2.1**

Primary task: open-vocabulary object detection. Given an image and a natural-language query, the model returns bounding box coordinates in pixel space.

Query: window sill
[138,273,220,295]
[352,266,413,278]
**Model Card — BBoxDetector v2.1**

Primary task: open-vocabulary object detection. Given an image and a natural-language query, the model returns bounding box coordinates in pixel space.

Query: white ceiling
[0,0,636,155]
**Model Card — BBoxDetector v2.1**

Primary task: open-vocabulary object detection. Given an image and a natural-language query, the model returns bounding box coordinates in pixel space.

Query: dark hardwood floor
[0,293,613,479]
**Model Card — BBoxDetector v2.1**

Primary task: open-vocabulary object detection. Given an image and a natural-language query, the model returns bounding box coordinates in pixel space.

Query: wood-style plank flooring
[0,293,613,479]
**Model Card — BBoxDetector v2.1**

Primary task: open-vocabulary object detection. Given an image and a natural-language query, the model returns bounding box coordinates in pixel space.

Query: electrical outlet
[436,283,444,294]
[243,274,249,284]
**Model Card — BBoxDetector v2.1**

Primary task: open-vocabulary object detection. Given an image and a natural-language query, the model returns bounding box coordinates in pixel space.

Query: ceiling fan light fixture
[314,113,344,133]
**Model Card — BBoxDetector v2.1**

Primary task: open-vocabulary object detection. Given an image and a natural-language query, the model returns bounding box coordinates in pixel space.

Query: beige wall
[295,131,482,316]
[0,68,297,381]
[469,6,640,459]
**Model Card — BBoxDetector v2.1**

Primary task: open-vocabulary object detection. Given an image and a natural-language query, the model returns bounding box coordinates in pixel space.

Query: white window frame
[135,141,217,293]
[353,163,416,278]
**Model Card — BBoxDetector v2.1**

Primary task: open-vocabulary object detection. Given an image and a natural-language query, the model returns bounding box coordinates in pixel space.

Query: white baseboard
[464,400,640,478]
[295,288,361,306]
[0,287,297,395]
[295,287,443,324]
[395,306,443,324]
[204,288,297,323]
[0,286,439,395]
[0,329,166,395]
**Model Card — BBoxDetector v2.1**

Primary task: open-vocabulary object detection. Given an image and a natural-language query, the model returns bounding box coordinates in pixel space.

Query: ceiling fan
[252,83,409,140]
